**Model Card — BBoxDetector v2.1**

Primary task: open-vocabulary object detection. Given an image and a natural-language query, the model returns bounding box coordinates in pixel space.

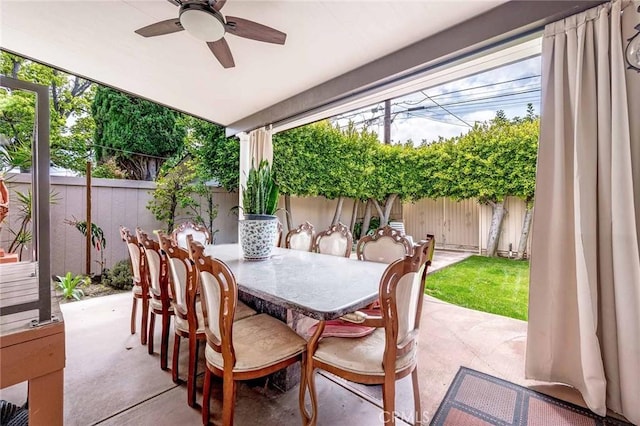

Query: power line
[335,91,540,129]
[87,143,172,160]
[420,91,473,128]
[335,74,542,121]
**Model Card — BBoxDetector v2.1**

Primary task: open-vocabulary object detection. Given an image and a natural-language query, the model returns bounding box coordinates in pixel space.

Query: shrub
[353,216,381,239]
[101,259,134,290]
[56,272,89,301]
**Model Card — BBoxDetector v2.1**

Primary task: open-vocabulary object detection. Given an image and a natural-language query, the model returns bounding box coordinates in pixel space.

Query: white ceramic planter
[238,215,278,260]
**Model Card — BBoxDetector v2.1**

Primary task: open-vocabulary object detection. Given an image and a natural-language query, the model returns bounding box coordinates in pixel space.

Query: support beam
[226,1,606,136]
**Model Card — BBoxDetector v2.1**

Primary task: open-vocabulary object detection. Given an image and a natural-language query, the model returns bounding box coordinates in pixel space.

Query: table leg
[28,368,64,425]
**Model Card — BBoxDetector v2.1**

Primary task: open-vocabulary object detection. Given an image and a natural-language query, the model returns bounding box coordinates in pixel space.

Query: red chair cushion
[307,319,375,338]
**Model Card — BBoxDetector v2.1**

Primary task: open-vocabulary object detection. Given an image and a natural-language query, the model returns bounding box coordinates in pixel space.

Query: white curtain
[249,127,273,166]
[526,1,640,424]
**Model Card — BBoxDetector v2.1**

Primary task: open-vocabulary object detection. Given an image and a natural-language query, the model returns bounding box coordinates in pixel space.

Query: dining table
[202,243,389,389]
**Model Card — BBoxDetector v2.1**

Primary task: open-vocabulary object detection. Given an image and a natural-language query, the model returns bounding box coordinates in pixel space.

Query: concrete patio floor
[0,251,589,425]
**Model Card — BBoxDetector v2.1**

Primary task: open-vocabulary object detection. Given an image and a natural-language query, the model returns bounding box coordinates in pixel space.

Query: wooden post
[86,161,92,276]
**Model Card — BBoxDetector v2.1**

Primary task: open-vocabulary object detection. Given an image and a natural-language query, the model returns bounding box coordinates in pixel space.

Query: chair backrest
[274,220,283,248]
[159,233,188,311]
[159,233,199,328]
[172,221,211,250]
[120,226,143,284]
[137,228,168,302]
[285,221,315,252]
[356,225,413,264]
[189,240,237,364]
[379,235,435,361]
[388,221,406,235]
[313,222,352,258]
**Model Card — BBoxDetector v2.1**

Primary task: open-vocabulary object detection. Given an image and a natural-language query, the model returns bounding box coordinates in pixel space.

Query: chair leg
[202,369,212,425]
[148,312,156,355]
[298,356,311,425]
[187,336,199,408]
[172,334,181,384]
[412,367,422,425]
[307,365,319,426]
[221,375,236,426]
[141,297,149,345]
[160,313,170,370]
[131,296,138,335]
[382,378,396,426]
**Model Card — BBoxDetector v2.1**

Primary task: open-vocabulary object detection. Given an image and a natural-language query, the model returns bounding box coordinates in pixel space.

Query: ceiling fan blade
[212,0,227,11]
[225,16,286,45]
[135,19,183,37]
[207,39,235,68]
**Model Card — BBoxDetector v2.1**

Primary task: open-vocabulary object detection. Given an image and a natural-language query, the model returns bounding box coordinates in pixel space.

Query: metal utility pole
[383,99,391,144]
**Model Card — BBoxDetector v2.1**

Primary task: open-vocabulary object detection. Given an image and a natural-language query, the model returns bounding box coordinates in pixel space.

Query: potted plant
[238,160,279,260]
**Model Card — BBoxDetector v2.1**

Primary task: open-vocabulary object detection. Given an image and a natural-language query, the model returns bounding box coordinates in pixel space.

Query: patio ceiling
[1,1,604,134]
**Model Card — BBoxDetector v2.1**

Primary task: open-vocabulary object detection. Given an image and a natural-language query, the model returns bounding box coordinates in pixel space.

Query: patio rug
[430,367,634,426]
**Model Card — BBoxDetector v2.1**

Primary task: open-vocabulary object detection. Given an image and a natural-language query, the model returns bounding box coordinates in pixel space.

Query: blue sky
[333,55,542,145]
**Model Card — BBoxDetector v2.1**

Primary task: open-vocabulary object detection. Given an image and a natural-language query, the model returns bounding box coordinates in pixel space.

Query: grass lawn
[425,255,529,321]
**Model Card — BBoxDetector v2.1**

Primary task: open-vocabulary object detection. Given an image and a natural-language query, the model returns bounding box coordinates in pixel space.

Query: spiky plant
[241,160,279,216]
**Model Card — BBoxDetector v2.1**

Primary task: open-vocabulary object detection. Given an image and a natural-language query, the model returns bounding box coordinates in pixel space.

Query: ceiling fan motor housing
[179,3,226,41]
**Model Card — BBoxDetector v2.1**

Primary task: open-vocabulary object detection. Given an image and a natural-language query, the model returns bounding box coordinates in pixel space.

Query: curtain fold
[248,127,273,166]
[526,1,640,424]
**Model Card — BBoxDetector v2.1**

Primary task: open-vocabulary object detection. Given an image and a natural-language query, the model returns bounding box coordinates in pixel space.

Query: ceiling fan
[134,0,286,69]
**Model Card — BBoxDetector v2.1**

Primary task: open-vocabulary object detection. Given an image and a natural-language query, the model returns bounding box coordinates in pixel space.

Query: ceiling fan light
[180,4,225,42]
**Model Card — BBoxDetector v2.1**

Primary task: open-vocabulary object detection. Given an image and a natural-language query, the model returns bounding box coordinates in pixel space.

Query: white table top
[203,244,388,320]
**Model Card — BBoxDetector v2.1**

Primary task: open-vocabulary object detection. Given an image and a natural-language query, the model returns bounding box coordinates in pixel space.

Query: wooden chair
[285,221,315,252]
[172,221,211,250]
[137,228,173,370]
[303,236,435,426]
[120,226,149,345]
[356,225,413,264]
[190,241,307,425]
[159,234,256,408]
[274,219,283,247]
[312,222,352,257]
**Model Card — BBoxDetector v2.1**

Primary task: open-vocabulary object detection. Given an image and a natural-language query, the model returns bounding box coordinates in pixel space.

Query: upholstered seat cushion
[174,300,256,334]
[313,328,416,376]
[235,300,257,322]
[204,313,306,372]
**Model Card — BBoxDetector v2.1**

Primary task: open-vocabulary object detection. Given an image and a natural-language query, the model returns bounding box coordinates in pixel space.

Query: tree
[147,158,206,233]
[273,121,374,229]
[92,87,186,180]
[0,51,95,173]
[431,112,539,257]
[185,116,239,191]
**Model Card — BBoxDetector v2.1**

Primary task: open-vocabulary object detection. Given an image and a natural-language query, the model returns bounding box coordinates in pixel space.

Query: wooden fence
[0,174,531,277]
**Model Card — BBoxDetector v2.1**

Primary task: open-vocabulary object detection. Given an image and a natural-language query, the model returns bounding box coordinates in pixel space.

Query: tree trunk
[372,200,384,224]
[486,200,507,257]
[517,205,533,259]
[284,194,293,231]
[372,193,398,226]
[331,196,345,225]
[383,193,398,225]
[349,200,358,236]
[361,199,373,239]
